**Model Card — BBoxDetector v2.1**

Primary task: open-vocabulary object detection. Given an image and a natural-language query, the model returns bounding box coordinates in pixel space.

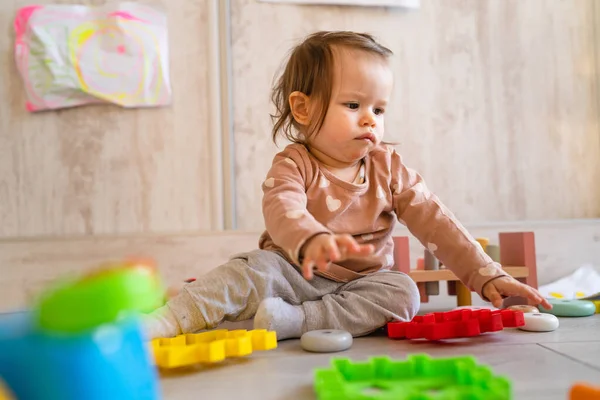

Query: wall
[1,0,599,237]
[232,0,600,230]
[1,0,600,311]
[0,0,226,238]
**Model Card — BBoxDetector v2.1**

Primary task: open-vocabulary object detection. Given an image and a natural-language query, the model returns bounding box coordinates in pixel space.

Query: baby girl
[143,30,551,341]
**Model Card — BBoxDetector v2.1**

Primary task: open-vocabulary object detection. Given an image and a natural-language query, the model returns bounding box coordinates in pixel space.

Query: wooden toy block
[416,258,429,303]
[456,282,472,307]
[447,281,457,296]
[424,249,440,296]
[392,236,410,274]
[499,232,538,289]
[409,267,528,282]
[475,237,489,252]
[485,244,501,262]
[392,233,538,308]
[409,267,528,308]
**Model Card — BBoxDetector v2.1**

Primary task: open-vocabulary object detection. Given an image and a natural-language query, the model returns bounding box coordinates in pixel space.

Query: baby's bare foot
[141,305,182,340]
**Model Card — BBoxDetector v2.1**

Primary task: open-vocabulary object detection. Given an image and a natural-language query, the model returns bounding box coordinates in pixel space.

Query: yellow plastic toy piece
[475,238,489,253]
[0,380,13,400]
[592,300,600,314]
[152,329,277,368]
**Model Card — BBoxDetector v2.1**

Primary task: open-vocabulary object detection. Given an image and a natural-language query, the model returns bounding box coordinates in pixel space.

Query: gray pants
[167,249,420,337]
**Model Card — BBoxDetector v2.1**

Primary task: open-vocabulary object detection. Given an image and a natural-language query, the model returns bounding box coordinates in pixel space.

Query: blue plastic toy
[0,260,164,400]
[0,312,160,400]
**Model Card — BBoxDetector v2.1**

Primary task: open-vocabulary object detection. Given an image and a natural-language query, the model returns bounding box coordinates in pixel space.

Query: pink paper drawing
[14,3,171,112]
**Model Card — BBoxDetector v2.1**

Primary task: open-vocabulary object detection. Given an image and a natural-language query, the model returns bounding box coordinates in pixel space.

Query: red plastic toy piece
[497,309,525,327]
[387,309,524,341]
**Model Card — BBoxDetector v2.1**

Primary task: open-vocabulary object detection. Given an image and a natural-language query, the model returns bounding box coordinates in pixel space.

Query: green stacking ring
[34,261,164,333]
[539,298,596,317]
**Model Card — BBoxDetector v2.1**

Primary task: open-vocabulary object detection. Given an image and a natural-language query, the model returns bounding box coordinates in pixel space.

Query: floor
[158,312,600,400]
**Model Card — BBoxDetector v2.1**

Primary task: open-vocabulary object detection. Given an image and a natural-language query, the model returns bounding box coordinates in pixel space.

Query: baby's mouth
[355,132,375,143]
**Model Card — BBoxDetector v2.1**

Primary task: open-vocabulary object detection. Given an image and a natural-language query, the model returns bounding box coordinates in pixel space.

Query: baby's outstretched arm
[389,149,549,308]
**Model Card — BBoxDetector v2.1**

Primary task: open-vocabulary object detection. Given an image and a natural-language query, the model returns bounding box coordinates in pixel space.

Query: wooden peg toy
[424,249,440,296]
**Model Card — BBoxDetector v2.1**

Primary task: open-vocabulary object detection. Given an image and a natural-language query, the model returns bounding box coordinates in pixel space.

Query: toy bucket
[0,311,160,400]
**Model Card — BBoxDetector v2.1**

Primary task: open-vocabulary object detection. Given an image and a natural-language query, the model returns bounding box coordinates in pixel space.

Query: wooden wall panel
[230,0,600,230]
[1,0,599,238]
[0,0,222,238]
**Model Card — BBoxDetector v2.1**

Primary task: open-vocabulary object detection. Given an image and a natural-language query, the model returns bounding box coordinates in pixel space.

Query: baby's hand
[301,233,374,279]
[482,276,553,309]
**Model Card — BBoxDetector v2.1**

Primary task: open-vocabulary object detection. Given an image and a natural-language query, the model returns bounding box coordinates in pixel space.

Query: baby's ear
[288,91,311,126]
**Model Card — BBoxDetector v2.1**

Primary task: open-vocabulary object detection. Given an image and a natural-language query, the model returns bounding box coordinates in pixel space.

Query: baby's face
[308,48,393,166]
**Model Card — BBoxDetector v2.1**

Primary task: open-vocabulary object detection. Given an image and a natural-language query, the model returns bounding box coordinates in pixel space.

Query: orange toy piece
[569,382,600,399]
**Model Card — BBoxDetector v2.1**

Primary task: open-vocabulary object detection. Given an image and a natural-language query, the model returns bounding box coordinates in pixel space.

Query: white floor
[158,312,600,400]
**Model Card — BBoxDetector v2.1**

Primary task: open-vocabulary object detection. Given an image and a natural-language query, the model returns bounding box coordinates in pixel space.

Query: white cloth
[538,264,600,300]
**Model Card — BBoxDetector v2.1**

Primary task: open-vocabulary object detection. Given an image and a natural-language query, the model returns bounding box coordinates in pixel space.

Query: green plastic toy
[314,354,511,400]
[34,260,164,333]
[539,298,596,317]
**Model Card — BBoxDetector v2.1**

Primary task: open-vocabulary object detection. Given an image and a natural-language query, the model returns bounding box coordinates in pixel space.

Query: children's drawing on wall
[257,0,420,8]
[14,3,171,112]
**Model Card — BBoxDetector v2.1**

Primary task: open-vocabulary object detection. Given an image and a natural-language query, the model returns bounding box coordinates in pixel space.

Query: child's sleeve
[262,148,331,265]
[389,149,508,298]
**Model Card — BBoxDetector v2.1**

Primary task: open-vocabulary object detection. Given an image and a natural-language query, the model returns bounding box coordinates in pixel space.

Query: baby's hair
[270,31,393,144]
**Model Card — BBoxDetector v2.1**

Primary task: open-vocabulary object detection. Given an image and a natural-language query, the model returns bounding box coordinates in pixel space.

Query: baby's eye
[374,108,385,115]
[345,103,359,110]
